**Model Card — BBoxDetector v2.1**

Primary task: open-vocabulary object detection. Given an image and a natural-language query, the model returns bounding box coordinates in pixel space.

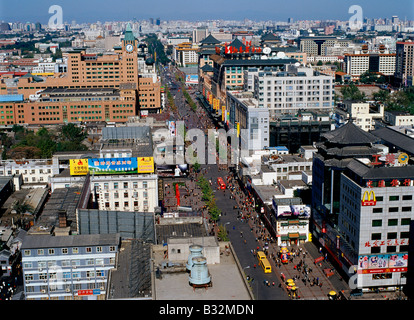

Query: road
[160,64,352,300]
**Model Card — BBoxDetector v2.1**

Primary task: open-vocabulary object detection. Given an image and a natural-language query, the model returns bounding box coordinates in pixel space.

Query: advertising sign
[357,253,408,274]
[70,159,89,176]
[168,121,176,137]
[361,190,376,206]
[88,157,138,175]
[156,164,188,177]
[185,75,198,84]
[137,157,155,173]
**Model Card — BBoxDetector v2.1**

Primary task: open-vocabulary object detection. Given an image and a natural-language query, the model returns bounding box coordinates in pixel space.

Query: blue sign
[88,157,138,175]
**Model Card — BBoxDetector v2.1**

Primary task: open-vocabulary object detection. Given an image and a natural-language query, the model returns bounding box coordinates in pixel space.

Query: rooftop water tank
[189,256,211,286]
[186,245,203,271]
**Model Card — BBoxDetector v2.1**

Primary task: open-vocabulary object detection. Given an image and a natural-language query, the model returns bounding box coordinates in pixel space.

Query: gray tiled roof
[371,127,414,155]
[322,122,380,145]
[21,233,121,249]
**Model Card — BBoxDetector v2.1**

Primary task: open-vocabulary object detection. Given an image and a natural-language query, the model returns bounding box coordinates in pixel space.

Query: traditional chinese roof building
[311,121,414,294]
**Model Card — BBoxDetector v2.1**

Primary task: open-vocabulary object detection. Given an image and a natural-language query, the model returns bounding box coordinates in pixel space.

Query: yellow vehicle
[257,251,267,262]
[259,257,272,273]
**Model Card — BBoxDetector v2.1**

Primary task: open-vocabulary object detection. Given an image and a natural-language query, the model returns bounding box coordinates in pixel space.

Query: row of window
[24,246,116,257]
[371,218,411,227]
[25,270,106,281]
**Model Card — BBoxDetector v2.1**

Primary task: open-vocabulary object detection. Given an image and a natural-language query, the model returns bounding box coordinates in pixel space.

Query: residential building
[173,42,199,67]
[384,111,414,126]
[248,64,335,117]
[334,101,384,131]
[21,233,120,300]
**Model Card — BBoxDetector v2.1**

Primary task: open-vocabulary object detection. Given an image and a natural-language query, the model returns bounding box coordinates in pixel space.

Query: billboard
[88,157,138,175]
[168,121,176,137]
[138,157,155,173]
[69,159,89,176]
[357,253,408,274]
[185,75,198,84]
[156,164,188,177]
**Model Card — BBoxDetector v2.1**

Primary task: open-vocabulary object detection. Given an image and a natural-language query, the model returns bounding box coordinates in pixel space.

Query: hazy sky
[1,0,413,23]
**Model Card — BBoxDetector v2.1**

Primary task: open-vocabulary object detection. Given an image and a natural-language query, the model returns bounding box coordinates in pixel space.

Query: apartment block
[249,64,334,117]
[21,233,120,300]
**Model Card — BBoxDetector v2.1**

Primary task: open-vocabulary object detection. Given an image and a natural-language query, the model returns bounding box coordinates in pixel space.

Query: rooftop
[20,233,121,250]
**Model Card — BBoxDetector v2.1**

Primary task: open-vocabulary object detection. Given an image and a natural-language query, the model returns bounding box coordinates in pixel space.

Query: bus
[256,251,267,262]
[217,177,226,190]
[259,257,272,273]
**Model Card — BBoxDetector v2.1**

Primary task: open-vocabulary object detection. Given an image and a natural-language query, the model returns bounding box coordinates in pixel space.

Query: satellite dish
[295,62,300,67]
[263,47,271,55]
[276,52,286,59]
[261,55,268,60]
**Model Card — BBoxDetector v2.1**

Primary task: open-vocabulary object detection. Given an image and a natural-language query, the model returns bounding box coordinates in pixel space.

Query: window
[143,181,148,188]
[388,219,398,226]
[72,248,79,254]
[109,246,116,252]
[402,207,412,212]
[389,195,399,201]
[401,218,411,226]
[86,247,92,253]
[371,233,381,240]
[96,247,102,253]
[24,250,31,256]
[372,220,382,227]
[401,231,410,238]
[386,246,396,253]
[376,196,383,202]
[388,207,399,213]
[371,247,380,254]
[387,232,397,239]
[48,249,55,255]
[372,208,383,213]
[402,195,412,200]
[37,249,44,255]
[62,248,68,254]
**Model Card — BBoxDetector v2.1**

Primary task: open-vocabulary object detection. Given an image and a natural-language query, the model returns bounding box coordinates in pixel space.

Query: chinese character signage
[88,157,138,175]
[69,159,89,176]
[137,157,154,173]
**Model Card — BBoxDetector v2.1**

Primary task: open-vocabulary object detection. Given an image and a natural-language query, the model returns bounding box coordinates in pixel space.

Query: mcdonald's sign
[361,190,376,206]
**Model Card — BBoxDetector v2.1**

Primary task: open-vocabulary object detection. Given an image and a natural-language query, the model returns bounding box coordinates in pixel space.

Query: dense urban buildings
[0,6,414,303]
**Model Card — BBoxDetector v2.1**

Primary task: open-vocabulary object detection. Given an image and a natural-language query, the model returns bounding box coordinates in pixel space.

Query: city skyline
[1,0,413,24]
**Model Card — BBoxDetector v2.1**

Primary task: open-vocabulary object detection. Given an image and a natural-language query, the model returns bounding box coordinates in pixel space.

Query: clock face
[126,44,134,52]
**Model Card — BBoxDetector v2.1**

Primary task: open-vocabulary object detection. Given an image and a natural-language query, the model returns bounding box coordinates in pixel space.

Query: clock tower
[120,23,138,83]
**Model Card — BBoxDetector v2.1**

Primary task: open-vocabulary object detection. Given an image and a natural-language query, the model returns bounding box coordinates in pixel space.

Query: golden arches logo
[361,190,376,206]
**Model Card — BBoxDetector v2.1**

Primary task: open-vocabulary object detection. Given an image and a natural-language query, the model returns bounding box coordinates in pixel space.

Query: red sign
[361,190,376,206]
[364,239,409,248]
[359,267,407,274]
[77,289,94,296]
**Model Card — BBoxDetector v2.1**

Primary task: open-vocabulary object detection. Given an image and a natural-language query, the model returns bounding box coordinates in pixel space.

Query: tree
[57,123,88,152]
[372,90,390,104]
[7,146,42,159]
[217,224,229,241]
[340,84,366,102]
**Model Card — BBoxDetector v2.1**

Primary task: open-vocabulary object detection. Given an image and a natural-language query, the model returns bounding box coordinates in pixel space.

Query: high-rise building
[298,36,351,56]
[192,27,208,44]
[395,41,414,87]
[343,52,396,81]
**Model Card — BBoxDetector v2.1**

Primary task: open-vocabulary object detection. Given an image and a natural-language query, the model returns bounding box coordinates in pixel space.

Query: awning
[288,233,299,239]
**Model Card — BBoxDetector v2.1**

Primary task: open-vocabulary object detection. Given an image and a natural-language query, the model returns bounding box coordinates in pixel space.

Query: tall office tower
[395,41,414,87]
[156,18,161,26]
[298,36,351,56]
[192,27,208,44]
